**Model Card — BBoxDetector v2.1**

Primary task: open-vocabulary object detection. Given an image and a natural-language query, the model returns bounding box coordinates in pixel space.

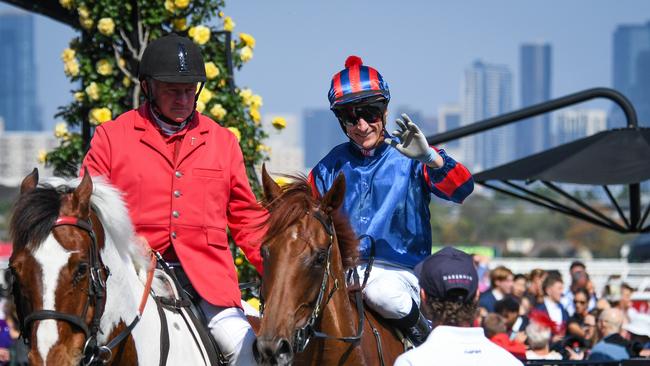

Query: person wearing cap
[394,247,522,365]
[81,33,266,365]
[308,56,473,346]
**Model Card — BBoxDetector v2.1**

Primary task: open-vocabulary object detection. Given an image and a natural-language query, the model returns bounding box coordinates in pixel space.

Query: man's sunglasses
[333,101,387,128]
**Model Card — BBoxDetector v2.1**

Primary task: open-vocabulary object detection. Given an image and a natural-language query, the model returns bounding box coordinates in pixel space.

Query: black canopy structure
[427,87,648,233]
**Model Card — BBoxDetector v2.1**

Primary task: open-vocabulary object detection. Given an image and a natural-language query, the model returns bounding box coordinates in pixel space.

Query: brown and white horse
[254,166,404,365]
[8,170,209,365]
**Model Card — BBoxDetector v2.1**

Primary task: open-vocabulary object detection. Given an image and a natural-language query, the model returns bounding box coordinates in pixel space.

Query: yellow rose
[239,33,256,48]
[96,59,113,76]
[174,0,190,9]
[164,0,176,13]
[54,122,69,139]
[272,117,287,130]
[240,46,253,63]
[59,0,73,10]
[85,82,100,101]
[189,25,210,45]
[223,16,235,32]
[196,101,206,113]
[218,79,226,88]
[172,18,187,31]
[204,62,220,79]
[274,176,290,186]
[97,18,115,36]
[80,17,94,30]
[210,103,227,120]
[234,257,244,266]
[74,91,84,101]
[250,94,263,109]
[227,127,241,142]
[246,297,260,311]
[249,107,261,123]
[89,107,112,125]
[64,59,80,77]
[122,76,131,87]
[37,149,48,165]
[218,11,224,18]
[256,144,271,153]
[198,88,213,103]
[239,88,253,105]
[77,6,90,19]
[61,48,75,62]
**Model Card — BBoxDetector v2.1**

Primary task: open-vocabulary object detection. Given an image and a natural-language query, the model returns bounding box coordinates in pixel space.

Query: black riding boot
[390,300,431,347]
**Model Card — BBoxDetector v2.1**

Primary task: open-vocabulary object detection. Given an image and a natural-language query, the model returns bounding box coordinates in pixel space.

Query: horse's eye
[314,250,327,266]
[76,263,89,277]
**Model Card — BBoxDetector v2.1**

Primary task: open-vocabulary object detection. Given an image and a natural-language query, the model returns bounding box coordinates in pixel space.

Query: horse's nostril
[275,338,292,358]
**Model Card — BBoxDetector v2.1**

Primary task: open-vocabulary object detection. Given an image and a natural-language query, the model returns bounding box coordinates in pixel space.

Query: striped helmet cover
[328,56,390,109]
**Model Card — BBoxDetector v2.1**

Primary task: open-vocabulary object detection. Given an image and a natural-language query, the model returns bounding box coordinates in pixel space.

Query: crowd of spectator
[475,260,650,363]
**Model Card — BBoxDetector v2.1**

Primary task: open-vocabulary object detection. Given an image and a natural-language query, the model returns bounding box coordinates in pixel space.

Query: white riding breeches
[200,301,256,366]
[357,262,420,320]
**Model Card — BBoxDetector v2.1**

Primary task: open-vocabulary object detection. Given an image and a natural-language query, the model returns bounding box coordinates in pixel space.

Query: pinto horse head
[254,165,359,366]
[8,169,109,365]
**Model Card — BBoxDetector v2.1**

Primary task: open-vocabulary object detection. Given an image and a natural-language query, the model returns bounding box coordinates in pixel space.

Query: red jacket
[82,104,266,307]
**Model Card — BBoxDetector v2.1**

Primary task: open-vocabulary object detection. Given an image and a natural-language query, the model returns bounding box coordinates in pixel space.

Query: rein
[11,215,156,365]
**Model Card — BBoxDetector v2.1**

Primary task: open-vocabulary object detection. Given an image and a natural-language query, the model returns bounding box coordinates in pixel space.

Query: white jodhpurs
[357,262,420,320]
[199,301,256,366]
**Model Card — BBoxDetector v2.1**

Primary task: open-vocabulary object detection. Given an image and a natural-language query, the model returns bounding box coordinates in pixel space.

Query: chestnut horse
[253,167,404,365]
[8,170,211,365]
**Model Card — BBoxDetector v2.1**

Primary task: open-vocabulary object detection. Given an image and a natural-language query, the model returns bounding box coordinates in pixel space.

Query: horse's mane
[262,175,359,269]
[10,177,149,272]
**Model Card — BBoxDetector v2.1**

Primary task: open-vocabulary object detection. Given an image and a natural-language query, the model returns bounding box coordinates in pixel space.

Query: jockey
[308,56,474,346]
[81,33,265,365]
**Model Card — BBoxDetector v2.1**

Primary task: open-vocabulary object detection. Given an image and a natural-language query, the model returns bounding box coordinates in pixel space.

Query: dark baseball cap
[414,247,478,303]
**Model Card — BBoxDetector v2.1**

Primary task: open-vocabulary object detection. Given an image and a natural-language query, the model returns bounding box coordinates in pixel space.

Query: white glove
[384,113,441,165]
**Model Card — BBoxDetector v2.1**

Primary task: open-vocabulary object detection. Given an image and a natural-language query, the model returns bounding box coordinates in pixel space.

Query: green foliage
[44,0,274,291]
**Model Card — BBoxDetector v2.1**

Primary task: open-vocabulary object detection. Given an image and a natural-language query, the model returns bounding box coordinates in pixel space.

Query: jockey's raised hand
[384,113,443,167]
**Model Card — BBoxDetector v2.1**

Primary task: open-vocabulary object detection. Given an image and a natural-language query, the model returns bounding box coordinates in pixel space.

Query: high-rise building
[261,114,305,175]
[437,104,463,157]
[551,109,607,146]
[0,12,42,131]
[303,108,347,169]
[612,22,650,128]
[462,60,514,171]
[0,119,56,186]
[519,43,552,156]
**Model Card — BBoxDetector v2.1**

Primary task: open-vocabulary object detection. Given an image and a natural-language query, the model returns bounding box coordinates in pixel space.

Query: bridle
[260,208,366,354]
[9,216,143,365]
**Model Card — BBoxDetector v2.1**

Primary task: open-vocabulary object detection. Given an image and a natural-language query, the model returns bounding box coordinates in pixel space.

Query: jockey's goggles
[333,100,387,128]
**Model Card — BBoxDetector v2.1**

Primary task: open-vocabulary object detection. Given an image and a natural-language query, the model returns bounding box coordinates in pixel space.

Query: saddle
[150,261,226,366]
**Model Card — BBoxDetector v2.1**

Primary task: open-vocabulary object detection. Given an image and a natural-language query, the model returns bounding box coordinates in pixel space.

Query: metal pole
[428,87,638,145]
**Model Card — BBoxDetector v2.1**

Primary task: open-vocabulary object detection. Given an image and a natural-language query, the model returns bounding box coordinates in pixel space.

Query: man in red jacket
[81,33,266,365]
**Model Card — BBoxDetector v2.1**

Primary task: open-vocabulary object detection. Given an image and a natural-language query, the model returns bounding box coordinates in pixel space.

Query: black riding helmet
[139,33,206,124]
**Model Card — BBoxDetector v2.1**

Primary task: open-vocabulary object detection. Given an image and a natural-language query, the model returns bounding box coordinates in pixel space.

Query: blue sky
[2,0,650,130]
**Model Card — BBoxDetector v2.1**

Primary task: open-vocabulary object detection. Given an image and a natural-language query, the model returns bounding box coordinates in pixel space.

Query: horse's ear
[20,168,39,194]
[322,172,346,213]
[73,168,93,218]
[261,164,282,202]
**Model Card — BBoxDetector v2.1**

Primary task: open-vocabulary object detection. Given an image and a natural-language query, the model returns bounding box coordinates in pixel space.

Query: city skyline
[1,1,649,132]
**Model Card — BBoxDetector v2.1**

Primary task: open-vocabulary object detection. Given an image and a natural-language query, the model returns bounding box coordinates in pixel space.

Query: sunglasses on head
[333,101,387,128]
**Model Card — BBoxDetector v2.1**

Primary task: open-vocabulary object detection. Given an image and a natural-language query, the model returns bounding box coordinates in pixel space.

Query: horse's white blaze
[33,234,72,361]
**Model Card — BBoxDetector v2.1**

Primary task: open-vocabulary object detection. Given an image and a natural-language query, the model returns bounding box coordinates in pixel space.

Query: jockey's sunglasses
[333,101,387,128]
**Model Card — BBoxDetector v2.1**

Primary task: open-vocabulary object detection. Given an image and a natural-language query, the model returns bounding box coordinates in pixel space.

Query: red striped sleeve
[433,164,472,198]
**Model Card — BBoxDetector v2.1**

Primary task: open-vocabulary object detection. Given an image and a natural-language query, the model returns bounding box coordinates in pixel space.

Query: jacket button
[174,190,181,198]
[171,231,177,239]
[175,171,182,178]
[172,211,180,218]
